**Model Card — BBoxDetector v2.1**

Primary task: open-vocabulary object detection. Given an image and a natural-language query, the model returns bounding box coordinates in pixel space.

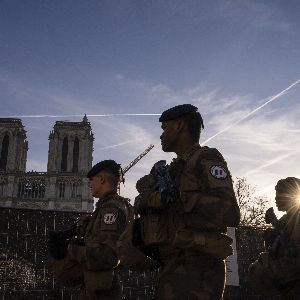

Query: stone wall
[0,207,280,300]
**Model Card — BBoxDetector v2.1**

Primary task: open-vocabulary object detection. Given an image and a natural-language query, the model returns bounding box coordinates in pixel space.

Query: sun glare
[296,194,300,206]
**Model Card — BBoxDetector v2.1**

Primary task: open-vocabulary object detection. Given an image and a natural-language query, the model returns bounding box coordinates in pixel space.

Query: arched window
[0,134,9,171]
[72,137,79,173]
[0,182,5,197]
[61,137,68,172]
[59,182,66,198]
[71,182,78,198]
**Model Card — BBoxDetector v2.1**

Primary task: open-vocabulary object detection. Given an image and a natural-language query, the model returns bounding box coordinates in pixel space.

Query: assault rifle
[48,218,85,250]
[49,224,85,245]
[265,207,297,258]
[151,160,180,206]
[49,226,76,242]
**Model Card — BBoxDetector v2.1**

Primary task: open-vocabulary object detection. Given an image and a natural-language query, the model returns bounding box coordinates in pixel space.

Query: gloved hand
[160,187,180,206]
[47,231,68,260]
[136,174,155,193]
[134,189,154,215]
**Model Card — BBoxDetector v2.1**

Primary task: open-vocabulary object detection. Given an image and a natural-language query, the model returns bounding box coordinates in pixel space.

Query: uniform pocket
[173,230,233,259]
[141,214,171,245]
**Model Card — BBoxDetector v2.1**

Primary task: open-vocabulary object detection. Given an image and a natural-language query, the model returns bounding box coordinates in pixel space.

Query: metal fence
[0,207,280,300]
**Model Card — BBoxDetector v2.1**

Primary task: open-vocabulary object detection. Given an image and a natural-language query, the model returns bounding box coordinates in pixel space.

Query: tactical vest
[117,217,159,270]
[140,146,233,259]
[84,194,133,245]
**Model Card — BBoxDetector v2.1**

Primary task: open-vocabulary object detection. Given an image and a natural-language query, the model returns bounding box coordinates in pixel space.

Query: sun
[296,193,300,206]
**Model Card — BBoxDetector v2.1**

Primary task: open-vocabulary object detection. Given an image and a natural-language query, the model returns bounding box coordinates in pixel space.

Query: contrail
[244,150,300,177]
[2,79,299,131]
[97,140,135,150]
[201,79,300,145]
[0,113,161,118]
[96,138,147,151]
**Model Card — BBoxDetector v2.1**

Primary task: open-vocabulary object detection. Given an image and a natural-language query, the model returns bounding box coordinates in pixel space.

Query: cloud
[26,159,47,172]
[219,0,293,33]
[202,79,300,145]
[245,151,300,177]
[209,104,300,208]
[0,113,161,118]
[2,72,300,206]
[96,139,143,151]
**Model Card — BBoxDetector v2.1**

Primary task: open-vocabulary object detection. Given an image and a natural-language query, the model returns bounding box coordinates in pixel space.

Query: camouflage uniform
[52,192,132,300]
[135,144,240,299]
[278,211,300,299]
[249,177,300,300]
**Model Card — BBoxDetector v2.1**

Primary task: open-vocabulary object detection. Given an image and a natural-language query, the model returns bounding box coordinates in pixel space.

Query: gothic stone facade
[0,116,94,212]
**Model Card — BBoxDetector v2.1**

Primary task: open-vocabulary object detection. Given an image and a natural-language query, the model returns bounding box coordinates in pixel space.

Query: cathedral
[0,115,94,212]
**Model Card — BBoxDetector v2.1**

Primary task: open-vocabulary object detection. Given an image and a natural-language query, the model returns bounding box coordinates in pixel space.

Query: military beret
[159,104,198,122]
[159,104,204,129]
[87,160,121,178]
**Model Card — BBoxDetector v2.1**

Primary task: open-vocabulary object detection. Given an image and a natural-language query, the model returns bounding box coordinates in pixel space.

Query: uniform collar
[95,191,118,208]
[178,143,201,161]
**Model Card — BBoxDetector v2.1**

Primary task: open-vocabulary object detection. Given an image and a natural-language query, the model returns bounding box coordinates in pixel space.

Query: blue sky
[1,0,300,209]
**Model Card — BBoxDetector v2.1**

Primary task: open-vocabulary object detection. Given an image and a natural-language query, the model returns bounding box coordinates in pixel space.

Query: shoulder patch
[210,165,228,179]
[103,212,117,225]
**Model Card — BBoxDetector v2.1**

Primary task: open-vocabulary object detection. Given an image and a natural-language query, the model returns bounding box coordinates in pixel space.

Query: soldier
[48,160,133,300]
[249,177,300,299]
[133,104,240,299]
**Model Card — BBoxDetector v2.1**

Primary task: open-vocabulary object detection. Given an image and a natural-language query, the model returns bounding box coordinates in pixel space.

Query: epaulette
[195,146,224,161]
[106,194,128,207]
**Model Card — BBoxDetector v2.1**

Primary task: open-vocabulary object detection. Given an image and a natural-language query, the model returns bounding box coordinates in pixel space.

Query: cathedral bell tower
[0,119,28,173]
[47,114,93,173]
[0,116,94,212]
[46,115,94,211]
